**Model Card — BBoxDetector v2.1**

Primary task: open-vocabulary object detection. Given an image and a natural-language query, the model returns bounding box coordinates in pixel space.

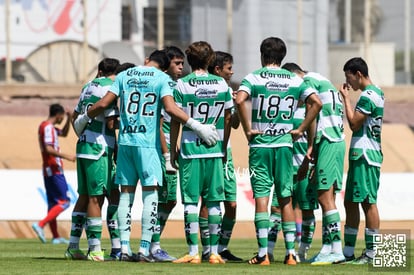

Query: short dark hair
[98,58,120,77]
[208,51,233,74]
[343,57,369,77]
[260,37,287,66]
[49,103,65,117]
[282,62,306,74]
[114,62,135,74]
[164,45,185,60]
[148,50,170,71]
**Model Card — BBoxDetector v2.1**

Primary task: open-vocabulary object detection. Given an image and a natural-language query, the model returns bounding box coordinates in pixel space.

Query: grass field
[0,238,412,275]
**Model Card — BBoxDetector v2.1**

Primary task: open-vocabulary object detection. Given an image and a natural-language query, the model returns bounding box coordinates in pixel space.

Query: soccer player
[65,58,121,261]
[170,41,233,264]
[150,45,185,262]
[282,63,345,264]
[32,103,75,244]
[235,37,322,265]
[339,57,384,264]
[204,51,243,262]
[73,49,219,262]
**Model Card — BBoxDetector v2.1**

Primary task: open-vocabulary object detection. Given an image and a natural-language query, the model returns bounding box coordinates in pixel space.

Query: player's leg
[352,160,380,264]
[311,140,345,265]
[135,147,162,263]
[114,145,138,261]
[199,201,210,260]
[205,158,225,264]
[247,147,272,265]
[218,149,242,261]
[267,198,281,262]
[173,158,201,264]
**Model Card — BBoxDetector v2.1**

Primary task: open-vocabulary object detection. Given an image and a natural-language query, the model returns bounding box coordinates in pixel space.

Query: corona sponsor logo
[188,78,219,87]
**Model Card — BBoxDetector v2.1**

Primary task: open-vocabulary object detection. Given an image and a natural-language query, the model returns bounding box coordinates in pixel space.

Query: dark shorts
[44,174,70,209]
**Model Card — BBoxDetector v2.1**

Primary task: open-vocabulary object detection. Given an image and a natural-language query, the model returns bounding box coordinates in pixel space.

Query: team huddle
[33,37,384,266]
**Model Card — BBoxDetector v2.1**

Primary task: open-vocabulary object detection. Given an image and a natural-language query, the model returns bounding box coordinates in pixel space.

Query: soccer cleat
[248,253,270,265]
[202,252,210,261]
[152,249,176,262]
[219,249,243,262]
[119,253,136,262]
[344,254,356,262]
[64,248,86,260]
[109,249,121,261]
[209,253,226,264]
[87,250,105,262]
[310,252,346,265]
[297,252,307,263]
[32,223,46,243]
[136,252,155,263]
[52,237,70,245]
[284,253,297,265]
[352,253,373,265]
[173,254,201,264]
[268,253,274,262]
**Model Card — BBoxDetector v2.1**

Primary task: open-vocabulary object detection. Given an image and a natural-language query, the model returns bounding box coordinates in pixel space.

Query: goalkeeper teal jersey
[75,77,118,160]
[303,72,345,144]
[174,72,233,159]
[349,84,384,167]
[238,66,316,148]
[109,65,174,148]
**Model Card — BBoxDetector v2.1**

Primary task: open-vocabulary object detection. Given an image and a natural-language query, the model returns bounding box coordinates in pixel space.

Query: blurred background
[0,0,413,86]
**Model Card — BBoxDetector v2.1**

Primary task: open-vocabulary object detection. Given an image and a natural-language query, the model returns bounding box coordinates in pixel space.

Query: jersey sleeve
[108,73,123,97]
[224,87,234,110]
[356,90,375,115]
[238,75,253,95]
[173,80,184,109]
[159,73,174,99]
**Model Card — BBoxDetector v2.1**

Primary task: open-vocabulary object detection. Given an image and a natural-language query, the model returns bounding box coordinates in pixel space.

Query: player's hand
[185,118,219,146]
[66,154,76,162]
[73,113,90,137]
[339,83,350,98]
[297,156,310,181]
[163,153,177,174]
[290,128,304,142]
[246,129,262,142]
[170,150,179,170]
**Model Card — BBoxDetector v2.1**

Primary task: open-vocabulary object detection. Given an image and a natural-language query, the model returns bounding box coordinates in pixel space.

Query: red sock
[49,219,59,238]
[39,203,65,228]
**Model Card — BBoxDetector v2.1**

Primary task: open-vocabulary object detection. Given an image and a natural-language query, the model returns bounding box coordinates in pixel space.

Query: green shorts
[159,154,178,203]
[345,157,380,203]
[223,147,237,202]
[77,149,113,196]
[178,156,225,204]
[115,145,162,187]
[314,138,345,192]
[250,146,293,199]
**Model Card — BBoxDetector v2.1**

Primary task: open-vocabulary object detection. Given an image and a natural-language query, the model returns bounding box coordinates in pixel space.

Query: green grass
[0,238,412,274]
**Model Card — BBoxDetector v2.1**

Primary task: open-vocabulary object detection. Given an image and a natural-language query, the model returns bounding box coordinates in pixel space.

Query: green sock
[268,212,282,254]
[218,215,235,251]
[365,228,378,258]
[184,204,199,256]
[139,190,158,256]
[68,211,86,250]
[118,192,134,254]
[282,221,296,254]
[207,204,222,255]
[199,216,210,255]
[343,225,358,257]
[301,215,315,247]
[325,210,342,253]
[86,217,102,252]
[107,204,120,250]
[255,212,269,257]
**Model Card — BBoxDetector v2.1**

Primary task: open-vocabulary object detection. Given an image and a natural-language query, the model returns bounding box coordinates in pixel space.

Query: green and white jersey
[109,66,174,148]
[161,109,172,145]
[75,77,118,160]
[349,85,384,167]
[174,72,233,159]
[238,66,316,148]
[292,106,307,173]
[304,72,344,143]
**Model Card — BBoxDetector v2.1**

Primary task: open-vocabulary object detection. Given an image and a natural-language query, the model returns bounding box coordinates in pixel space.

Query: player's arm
[222,108,232,160]
[58,111,72,137]
[160,117,169,154]
[235,90,253,141]
[169,116,181,170]
[339,83,366,132]
[44,144,75,162]
[291,93,322,141]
